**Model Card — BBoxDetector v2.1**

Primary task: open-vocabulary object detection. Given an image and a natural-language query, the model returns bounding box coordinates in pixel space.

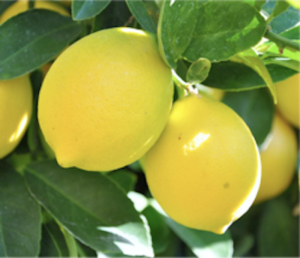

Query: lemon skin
[275,73,300,129]
[254,114,297,204]
[144,95,261,234]
[0,76,33,159]
[38,27,173,172]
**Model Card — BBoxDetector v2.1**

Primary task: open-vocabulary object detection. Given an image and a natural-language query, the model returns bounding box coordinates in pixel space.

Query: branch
[264,29,300,52]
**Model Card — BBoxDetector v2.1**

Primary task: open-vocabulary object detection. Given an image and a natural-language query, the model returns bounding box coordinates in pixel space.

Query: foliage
[0,0,299,257]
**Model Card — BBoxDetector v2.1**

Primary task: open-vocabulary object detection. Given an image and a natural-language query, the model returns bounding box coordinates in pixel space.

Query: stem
[28,0,35,9]
[264,29,300,52]
[171,70,190,90]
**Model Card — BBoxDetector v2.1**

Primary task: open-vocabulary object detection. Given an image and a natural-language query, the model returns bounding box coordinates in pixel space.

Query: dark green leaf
[187,58,211,84]
[142,205,172,255]
[233,234,255,257]
[24,161,153,257]
[108,169,137,193]
[222,88,274,145]
[203,62,298,91]
[0,0,15,16]
[39,221,69,257]
[166,218,233,258]
[125,0,157,33]
[158,0,202,68]
[263,57,300,72]
[230,48,277,103]
[76,241,97,258]
[0,162,41,257]
[258,198,299,256]
[243,0,266,10]
[183,1,266,62]
[72,0,110,21]
[0,9,81,80]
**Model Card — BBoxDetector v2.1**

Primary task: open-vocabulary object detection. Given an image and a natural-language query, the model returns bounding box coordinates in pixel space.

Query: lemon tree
[0,0,299,257]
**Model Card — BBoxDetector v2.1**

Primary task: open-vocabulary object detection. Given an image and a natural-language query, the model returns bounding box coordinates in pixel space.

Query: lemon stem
[28,0,35,9]
[264,29,300,52]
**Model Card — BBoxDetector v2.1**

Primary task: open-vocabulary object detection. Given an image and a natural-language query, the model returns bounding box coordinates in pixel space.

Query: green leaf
[231,48,277,103]
[183,1,266,62]
[222,87,274,146]
[267,0,290,23]
[264,41,300,61]
[108,169,137,193]
[202,62,298,91]
[0,9,81,80]
[125,0,157,33]
[158,0,202,68]
[39,221,69,257]
[142,205,172,255]
[263,57,300,72]
[59,225,78,257]
[258,198,299,256]
[286,0,300,9]
[24,160,153,257]
[243,0,266,10]
[233,234,255,257]
[186,58,211,84]
[0,0,15,16]
[281,25,300,39]
[0,162,41,257]
[72,0,110,21]
[166,218,233,258]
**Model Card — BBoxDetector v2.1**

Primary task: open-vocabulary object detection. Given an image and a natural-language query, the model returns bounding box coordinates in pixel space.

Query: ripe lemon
[0,0,69,24]
[254,114,297,204]
[275,73,300,128]
[0,76,33,159]
[38,27,173,172]
[144,95,261,234]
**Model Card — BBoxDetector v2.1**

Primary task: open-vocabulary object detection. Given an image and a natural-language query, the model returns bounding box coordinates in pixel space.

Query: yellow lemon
[275,73,300,128]
[0,76,33,158]
[0,0,69,24]
[38,27,173,172]
[254,114,297,204]
[144,94,261,234]
[197,84,224,101]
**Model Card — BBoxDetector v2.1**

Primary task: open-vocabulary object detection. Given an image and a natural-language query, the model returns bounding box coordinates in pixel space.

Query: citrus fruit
[144,94,261,234]
[0,76,33,159]
[197,84,224,101]
[0,0,69,24]
[38,27,173,172]
[254,114,297,204]
[275,73,300,128]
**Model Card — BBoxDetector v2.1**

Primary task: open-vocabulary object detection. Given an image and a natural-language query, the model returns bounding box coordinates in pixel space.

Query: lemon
[144,94,261,234]
[254,114,297,204]
[196,84,224,101]
[275,73,300,128]
[0,76,33,159]
[38,27,173,172]
[0,0,69,24]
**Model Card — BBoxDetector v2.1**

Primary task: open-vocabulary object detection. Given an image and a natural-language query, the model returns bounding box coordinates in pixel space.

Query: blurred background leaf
[72,0,110,21]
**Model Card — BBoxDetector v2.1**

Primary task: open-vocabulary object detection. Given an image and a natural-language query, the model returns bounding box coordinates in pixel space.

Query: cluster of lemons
[0,1,298,234]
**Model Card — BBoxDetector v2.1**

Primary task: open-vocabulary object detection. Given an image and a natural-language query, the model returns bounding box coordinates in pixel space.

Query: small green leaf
[0,161,41,257]
[222,88,274,146]
[72,0,110,21]
[0,9,81,80]
[108,169,137,193]
[24,161,153,257]
[267,0,290,23]
[187,58,211,84]
[158,0,202,68]
[202,61,298,91]
[166,218,233,258]
[231,48,277,103]
[183,1,266,62]
[258,198,299,256]
[125,0,157,33]
[286,0,300,9]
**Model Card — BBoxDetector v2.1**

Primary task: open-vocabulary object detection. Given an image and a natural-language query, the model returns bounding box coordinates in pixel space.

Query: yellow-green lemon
[254,114,297,204]
[0,76,33,158]
[144,95,261,234]
[275,73,300,128]
[38,27,173,171]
